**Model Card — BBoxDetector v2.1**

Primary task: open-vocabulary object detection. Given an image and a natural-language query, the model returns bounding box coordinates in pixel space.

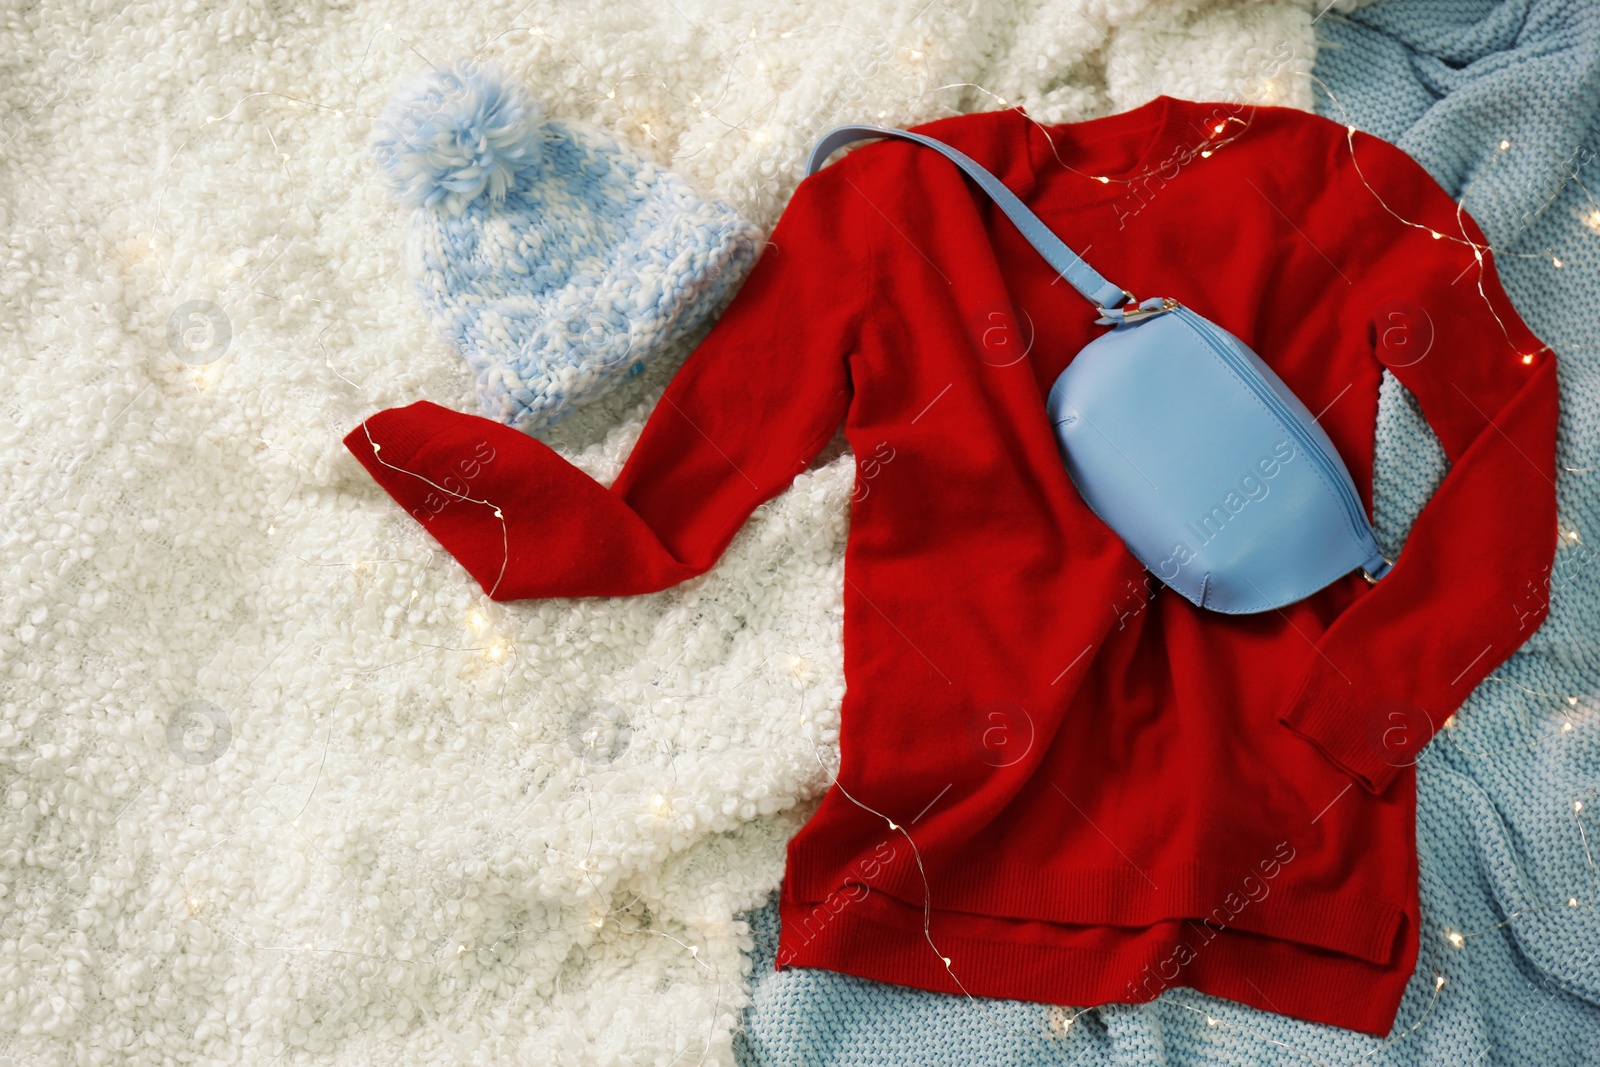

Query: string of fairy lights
[114,9,1600,1065]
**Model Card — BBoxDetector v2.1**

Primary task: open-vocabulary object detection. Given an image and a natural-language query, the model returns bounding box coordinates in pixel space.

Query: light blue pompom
[372,58,547,215]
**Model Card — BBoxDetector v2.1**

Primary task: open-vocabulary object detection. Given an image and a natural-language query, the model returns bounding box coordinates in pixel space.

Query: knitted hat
[372,58,763,435]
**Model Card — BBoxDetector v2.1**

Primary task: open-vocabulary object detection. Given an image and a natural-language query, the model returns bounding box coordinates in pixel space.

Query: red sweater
[344,97,1559,1036]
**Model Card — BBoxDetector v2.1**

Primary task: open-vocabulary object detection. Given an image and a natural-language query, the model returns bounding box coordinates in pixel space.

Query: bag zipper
[1171,306,1373,545]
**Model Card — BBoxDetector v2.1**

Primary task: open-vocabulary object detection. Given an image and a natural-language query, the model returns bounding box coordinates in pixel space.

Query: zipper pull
[1096,296,1180,327]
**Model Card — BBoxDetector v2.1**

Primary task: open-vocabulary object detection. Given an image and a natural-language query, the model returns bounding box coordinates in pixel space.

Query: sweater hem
[776,878,1412,1038]
[786,844,1407,968]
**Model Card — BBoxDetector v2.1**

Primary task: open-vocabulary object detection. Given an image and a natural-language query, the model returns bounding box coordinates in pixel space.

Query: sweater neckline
[1002,95,1200,211]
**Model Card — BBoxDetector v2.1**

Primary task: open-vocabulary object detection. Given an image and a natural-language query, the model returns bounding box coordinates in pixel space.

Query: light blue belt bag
[806,123,1393,614]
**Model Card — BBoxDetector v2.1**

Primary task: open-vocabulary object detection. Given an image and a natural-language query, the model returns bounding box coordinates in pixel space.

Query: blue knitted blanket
[734,1,1600,1063]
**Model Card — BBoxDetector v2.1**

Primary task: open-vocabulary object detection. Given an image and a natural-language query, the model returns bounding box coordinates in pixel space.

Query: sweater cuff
[1278,664,1430,796]
[344,401,449,471]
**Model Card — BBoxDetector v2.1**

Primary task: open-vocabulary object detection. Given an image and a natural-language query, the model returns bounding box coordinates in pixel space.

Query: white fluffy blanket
[0,1,1357,1063]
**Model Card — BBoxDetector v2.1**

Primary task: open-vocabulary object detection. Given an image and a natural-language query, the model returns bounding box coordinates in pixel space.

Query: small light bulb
[1571,897,1580,907]
[1346,124,1356,135]
[1206,1015,1217,1026]
[941,956,951,966]
[1095,176,1110,184]
[1522,354,1535,364]
[1564,722,1574,732]
[1447,931,1464,946]
[1553,257,1564,268]
[1200,150,1212,158]
[1213,124,1225,134]
[1577,801,1585,813]
[1430,230,1443,240]
[887,822,898,831]
[1435,975,1446,989]
[1499,140,1510,150]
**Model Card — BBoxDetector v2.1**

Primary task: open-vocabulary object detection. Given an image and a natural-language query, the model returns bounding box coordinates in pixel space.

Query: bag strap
[805,123,1131,312]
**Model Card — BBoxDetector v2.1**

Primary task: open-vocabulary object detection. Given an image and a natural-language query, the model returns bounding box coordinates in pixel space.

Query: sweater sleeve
[342,166,868,600]
[1276,128,1561,795]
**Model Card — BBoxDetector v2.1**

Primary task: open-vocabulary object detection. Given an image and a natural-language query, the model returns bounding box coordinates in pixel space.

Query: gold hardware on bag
[1115,297,1181,323]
